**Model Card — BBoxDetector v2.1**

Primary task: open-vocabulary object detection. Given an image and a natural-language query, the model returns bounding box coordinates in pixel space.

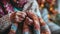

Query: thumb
[9,12,16,21]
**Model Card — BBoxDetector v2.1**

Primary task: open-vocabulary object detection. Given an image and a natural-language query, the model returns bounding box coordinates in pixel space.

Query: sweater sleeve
[0,14,12,32]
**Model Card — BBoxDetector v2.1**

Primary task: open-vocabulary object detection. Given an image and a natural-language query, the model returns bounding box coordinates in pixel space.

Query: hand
[26,11,40,30]
[26,11,39,21]
[24,17,33,26]
[10,12,27,23]
[15,12,27,23]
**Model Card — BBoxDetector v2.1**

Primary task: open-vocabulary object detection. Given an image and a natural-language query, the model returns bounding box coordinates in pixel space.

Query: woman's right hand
[9,12,27,23]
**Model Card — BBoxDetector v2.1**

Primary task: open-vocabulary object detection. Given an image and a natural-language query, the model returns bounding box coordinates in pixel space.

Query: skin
[9,12,27,34]
[10,12,27,23]
[15,12,27,22]
[26,11,40,34]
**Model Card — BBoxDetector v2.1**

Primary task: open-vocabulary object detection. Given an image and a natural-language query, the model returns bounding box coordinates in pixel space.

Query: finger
[17,12,26,16]
[15,15,24,23]
[9,12,16,21]
[25,17,33,26]
[16,12,27,18]
[26,11,37,20]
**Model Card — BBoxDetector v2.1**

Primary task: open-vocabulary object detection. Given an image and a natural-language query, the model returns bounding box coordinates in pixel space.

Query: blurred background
[37,0,60,26]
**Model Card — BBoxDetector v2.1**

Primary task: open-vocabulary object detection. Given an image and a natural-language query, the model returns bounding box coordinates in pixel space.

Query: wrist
[10,23,18,32]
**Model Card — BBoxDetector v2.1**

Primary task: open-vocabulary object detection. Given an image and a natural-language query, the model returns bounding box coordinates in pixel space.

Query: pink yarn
[17,0,27,7]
